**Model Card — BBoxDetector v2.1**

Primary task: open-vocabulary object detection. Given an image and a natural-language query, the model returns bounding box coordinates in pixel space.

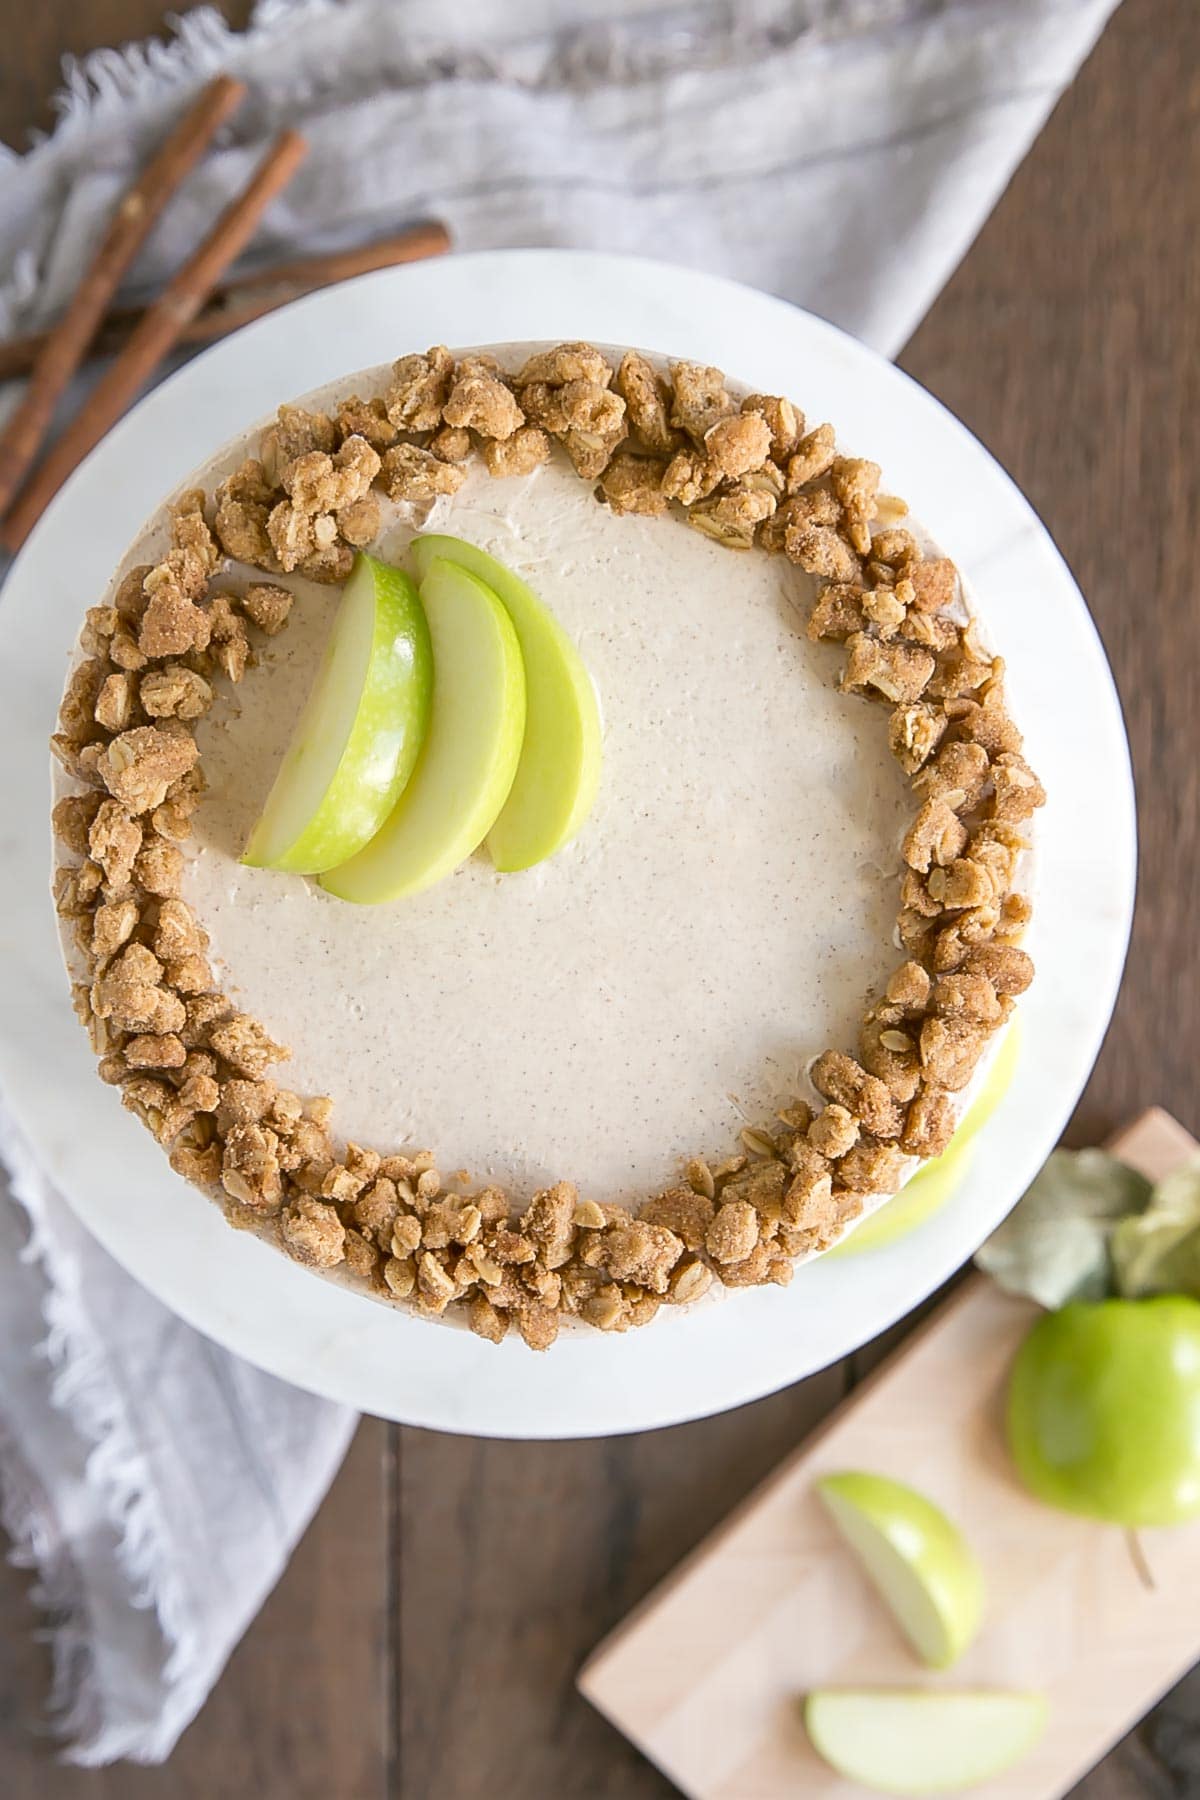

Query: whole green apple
[1007,1295,1200,1526]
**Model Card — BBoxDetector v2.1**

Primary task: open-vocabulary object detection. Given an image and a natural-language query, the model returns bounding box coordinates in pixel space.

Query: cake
[50,342,1044,1349]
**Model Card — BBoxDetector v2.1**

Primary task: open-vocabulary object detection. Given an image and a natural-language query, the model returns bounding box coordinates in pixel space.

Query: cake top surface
[51,341,1043,1350]
[180,405,910,1201]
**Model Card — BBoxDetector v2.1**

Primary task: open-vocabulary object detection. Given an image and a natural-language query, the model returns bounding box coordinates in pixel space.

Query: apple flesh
[242,553,431,873]
[804,1690,1048,1794]
[829,1137,975,1258]
[1007,1295,1200,1526]
[950,1018,1021,1151]
[831,1023,1020,1257]
[320,558,525,903]
[817,1471,984,1668]
[411,533,601,871]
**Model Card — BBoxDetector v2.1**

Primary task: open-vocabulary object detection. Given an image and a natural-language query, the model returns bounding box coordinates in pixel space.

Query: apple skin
[320,558,525,903]
[411,532,601,871]
[242,553,432,873]
[817,1471,984,1668]
[1008,1296,1200,1526]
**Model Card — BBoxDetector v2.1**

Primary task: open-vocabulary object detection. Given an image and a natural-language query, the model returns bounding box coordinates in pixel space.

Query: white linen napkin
[0,0,1118,1766]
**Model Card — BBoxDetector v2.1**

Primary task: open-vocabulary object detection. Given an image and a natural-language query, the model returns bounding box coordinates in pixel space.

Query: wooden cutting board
[579,1108,1200,1799]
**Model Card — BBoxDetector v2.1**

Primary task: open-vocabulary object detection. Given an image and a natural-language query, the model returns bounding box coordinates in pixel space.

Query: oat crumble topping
[52,343,1043,1348]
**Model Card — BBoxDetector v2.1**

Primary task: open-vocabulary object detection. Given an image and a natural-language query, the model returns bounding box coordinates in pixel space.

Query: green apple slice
[411,533,601,871]
[321,558,525,903]
[242,553,432,874]
[830,1139,976,1258]
[817,1472,984,1668]
[831,1023,1021,1258]
[804,1690,1048,1794]
[950,1018,1021,1151]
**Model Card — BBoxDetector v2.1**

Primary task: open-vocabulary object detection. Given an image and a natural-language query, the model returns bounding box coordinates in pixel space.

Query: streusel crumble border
[51,342,1045,1350]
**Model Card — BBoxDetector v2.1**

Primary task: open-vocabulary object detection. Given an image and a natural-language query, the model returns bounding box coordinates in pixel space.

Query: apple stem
[1125,1528,1156,1592]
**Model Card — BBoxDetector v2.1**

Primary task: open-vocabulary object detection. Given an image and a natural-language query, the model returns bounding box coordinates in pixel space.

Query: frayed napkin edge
[0,1100,202,1765]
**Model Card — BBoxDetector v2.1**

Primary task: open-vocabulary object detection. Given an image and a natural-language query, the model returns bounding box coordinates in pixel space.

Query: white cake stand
[0,251,1135,1438]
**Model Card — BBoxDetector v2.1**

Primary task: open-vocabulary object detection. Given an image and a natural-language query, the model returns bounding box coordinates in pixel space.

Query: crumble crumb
[842,632,935,703]
[240,584,294,636]
[688,487,775,550]
[518,343,612,387]
[98,728,198,815]
[139,664,212,721]
[260,405,337,486]
[641,1187,714,1251]
[807,1104,859,1158]
[615,351,678,455]
[670,362,733,441]
[482,426,552,479]
[811,1051,901,1141]
[661,448,721,507]
[384,346,454,433]
[334,394,397,452]
[903,799,968,874]
[740,392,802,459]
[443,357,523,439]
[377,443,467,504]
[705,1199,759,1265]
[281,1197,346,1269]
[703,412,772,480]
[209,1014,290,1079]
[786,423,836,490]
[598,451,669,516]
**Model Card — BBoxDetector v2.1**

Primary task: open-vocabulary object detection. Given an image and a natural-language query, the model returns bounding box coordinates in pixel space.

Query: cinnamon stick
[0,73,246,521]
[2,129,309,554]
[0,223,451,381]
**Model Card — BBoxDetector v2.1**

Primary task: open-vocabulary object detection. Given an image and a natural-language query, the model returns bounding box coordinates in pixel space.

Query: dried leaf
[974,1149,1151,1309]
[1112,1158,1200,1299]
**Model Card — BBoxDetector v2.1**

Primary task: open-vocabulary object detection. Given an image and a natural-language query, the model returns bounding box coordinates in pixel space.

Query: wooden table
[1,2,1196,1794]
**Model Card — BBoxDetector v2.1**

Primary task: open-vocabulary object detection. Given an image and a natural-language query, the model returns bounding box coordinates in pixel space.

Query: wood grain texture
[0,2,253,150]
[900,0,1200,1154]
[395,1372,846,1800]
[0,0,1196,1796]
[0,1419,389,1798]
[584,1274,1200,1800]
[579,1114,1200,1800]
